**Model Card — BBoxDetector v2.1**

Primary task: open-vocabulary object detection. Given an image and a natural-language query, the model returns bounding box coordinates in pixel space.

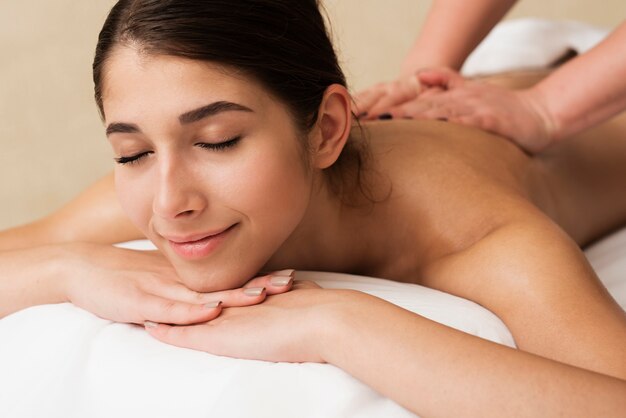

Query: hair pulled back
[93,0,370,200]
[93,0,346,130]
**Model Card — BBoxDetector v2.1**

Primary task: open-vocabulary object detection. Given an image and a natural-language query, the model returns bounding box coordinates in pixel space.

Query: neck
[262,173,385,276]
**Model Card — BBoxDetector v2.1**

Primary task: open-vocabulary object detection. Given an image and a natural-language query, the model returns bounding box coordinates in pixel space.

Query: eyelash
[196,135,241,152]
[114,136,242,166]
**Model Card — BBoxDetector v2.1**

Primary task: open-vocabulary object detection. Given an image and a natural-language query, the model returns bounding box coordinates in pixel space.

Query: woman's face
[102,47,314,292]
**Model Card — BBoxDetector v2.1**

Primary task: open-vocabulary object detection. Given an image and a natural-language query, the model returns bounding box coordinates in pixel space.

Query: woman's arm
[0,245,68,318]
[0,241,295,321]
[322,291,626,417]
[0,172,143,252]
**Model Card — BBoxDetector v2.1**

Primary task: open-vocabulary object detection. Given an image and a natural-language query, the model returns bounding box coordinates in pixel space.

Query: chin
[171,258,254,293]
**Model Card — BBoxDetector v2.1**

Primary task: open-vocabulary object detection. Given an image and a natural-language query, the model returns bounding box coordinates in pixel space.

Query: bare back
[354,73,626,284]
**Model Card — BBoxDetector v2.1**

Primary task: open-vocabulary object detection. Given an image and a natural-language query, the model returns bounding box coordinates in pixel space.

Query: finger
[417,68,465,90]
[147,272,289,306]
[367,78,421,118]
[354,88,386,117]
[448,114,486,131]
[413,108,453,122]
[138,293,223,325]
[186,286,269,308]
[139,278,211,303]
[419,86,446,99]
[383,102,413,120]
[145,322,220,354]
[401,90,473,120]
[366,93,408,119]
[390,98,440,119]
[244,270,295,295]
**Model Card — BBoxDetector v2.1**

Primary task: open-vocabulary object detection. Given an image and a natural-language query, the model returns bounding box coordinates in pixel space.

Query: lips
[165,224,237,260]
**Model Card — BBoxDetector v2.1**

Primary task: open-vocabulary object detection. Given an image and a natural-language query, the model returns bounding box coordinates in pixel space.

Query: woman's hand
[61,242,294,326]
[144,281,355,363]
[386,68,557,153]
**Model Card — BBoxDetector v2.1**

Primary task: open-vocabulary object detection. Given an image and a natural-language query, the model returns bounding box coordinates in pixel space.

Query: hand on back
[356,68,556,154]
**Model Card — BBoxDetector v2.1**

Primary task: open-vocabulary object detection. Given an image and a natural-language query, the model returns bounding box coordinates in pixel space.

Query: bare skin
[1,71,625,416]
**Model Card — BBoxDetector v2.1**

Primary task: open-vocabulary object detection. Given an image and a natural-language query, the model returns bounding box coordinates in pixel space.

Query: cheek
[233,142,311,228]
[114,169,153,235]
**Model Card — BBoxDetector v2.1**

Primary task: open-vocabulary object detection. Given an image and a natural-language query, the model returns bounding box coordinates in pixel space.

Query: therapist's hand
[387,68,557,153]
[353,73,424,119]
[61,242,294,326]
[144,281,353,363]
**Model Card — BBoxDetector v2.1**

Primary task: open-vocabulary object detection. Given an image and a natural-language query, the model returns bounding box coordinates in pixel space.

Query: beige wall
[1,1,624,230]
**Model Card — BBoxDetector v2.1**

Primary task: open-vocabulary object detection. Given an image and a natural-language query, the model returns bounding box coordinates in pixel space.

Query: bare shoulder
[0,172,144,250]
[420,210,626,379]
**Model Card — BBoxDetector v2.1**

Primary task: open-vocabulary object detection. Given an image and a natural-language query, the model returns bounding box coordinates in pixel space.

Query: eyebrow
[105,101,253,136]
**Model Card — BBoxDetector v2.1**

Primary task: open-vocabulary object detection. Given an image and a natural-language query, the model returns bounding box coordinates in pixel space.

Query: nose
[153,155,207,220]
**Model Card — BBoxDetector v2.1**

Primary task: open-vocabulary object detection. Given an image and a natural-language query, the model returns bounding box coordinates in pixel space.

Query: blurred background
[1,0,624,230]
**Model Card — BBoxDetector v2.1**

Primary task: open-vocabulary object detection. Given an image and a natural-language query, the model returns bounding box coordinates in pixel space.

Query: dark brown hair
[93,0,370,200]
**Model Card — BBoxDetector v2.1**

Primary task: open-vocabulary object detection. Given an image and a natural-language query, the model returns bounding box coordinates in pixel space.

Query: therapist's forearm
[401,0,517,75]
[321,293,626,418]
[531,21,626,141]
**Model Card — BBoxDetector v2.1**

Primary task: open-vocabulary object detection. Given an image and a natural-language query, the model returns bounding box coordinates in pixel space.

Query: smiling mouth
[167,224,237,260]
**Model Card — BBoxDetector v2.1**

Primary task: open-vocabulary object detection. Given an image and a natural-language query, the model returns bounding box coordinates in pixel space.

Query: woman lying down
[1,0,625,416]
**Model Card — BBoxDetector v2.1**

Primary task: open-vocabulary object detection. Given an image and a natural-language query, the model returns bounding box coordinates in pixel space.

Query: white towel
[462,18,610,76]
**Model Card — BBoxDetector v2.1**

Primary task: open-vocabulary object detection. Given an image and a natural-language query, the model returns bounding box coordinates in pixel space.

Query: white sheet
[1,18,621,418]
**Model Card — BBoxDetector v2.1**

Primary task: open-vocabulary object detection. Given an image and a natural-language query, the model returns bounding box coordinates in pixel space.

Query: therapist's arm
[356,0,517,117]
[530,20,626,142]
[400,0,518,75]
[392,21,626,152]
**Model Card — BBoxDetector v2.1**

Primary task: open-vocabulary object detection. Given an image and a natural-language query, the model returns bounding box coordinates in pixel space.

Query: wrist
[522,85,560,143]
[314,289,374,365]
[515,86,563,152]
[45,242,91,304]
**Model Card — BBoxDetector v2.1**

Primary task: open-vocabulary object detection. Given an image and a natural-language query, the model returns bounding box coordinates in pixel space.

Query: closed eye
[114,151,152,165]
[196,136,241,151]
[114,136,241,166]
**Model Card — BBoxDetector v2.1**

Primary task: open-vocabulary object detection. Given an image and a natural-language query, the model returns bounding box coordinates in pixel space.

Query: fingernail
[272,269,295,277]
[244,287,265,297]
[144,321,158,328]
[270,276,293,287]
[377,113,393,120]
[204,301,222,309]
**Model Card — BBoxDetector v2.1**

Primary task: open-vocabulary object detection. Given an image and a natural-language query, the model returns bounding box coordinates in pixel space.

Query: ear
[310,84,353,169]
